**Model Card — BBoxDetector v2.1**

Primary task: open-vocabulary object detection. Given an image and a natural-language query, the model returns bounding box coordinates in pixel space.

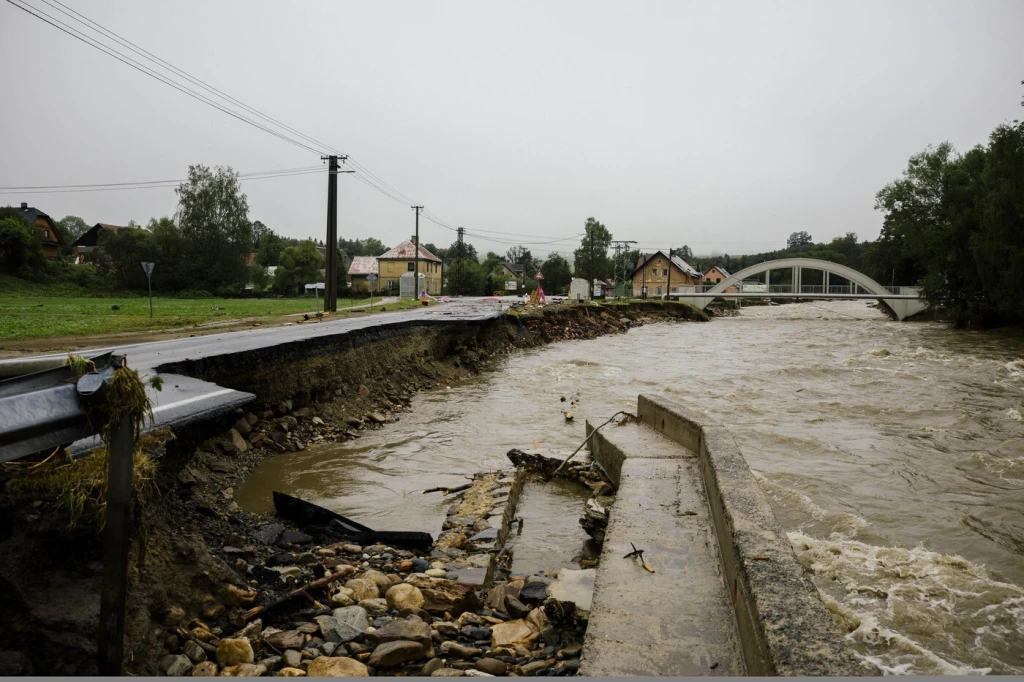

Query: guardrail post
[98,415,134,676]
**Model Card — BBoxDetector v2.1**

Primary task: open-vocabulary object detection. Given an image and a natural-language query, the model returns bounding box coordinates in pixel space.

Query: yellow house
[377,238,443,296]
[630,250,700,297]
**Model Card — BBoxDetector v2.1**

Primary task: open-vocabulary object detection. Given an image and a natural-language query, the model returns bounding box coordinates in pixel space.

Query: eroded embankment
[0,301,704,676]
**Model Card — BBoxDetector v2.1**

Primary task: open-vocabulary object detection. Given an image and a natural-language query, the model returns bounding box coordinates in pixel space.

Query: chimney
[20,202,28,210]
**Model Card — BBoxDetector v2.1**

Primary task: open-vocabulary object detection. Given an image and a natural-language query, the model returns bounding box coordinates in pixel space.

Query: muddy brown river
[237,300,1024,674]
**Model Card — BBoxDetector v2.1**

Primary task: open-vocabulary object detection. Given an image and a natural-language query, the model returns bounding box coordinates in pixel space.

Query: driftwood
[238,565,356,624]
[420,483,472,496]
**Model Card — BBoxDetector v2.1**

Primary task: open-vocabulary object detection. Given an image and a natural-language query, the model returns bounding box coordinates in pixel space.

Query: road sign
[142,262,155,276]
[367,274,378,282]
[535,270,544,280]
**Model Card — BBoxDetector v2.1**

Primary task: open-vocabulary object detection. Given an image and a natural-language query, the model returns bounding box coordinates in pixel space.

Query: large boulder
[306,656,369,677]
[368,640,428,668]
[360,569,392,591]
[385,583,425,611]
[331,605,369,632]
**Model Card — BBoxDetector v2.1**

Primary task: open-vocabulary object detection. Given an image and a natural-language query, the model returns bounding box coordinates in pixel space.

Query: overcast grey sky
[2,0,1021,258]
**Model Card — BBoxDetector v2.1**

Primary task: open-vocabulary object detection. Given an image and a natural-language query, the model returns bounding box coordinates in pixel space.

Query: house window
[663,268,668,276]
[656,287,662,295]
[408,262,415,271]
[651,269,657,277]
[44,230,49,238]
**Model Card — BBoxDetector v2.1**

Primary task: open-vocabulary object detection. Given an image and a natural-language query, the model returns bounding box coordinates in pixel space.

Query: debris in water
[272,491,433,549]
[624,542,655,573]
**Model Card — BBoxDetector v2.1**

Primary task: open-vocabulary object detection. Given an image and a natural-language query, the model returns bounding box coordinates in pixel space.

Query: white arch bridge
[671,258,929,321]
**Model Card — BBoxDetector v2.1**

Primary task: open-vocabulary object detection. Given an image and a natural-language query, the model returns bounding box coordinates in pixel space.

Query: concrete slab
[582,426,744,676]
[546,568,595,618]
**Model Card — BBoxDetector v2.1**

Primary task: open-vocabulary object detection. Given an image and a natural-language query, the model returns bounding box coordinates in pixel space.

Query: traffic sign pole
[141,262,155,318]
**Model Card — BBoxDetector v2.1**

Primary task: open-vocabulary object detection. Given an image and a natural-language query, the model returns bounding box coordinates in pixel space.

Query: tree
[787,231,813,249]
[572,217,613,280]
[57,215,90,256]
[505,245,535,273]
[539,253,572,294]
[678,244,693,261]
[273,240,324,295]
[0,215,43,275]
[251,220,271,249]
[175,165,253,293]
[250,264,270,292]
[97,221,157,289]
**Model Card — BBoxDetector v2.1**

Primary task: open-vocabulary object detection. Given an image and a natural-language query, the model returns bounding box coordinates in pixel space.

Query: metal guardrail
[0,352,118,463]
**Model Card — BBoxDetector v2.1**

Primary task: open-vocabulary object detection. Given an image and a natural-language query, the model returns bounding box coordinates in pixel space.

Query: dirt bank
[0,301,705,676]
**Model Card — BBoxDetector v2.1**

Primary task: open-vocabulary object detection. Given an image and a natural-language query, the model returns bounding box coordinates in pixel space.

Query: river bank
[0,300,704,676]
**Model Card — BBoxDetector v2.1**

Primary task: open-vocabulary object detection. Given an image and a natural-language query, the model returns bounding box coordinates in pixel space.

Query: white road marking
[152,388,237,414]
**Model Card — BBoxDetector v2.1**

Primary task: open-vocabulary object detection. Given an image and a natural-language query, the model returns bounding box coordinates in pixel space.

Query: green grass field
[0,293,414,342]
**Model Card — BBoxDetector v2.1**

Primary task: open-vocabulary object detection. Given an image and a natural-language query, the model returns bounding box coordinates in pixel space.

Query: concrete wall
[630,395,867,676]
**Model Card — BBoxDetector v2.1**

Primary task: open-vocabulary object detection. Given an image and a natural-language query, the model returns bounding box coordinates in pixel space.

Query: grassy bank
[0,292,405,341]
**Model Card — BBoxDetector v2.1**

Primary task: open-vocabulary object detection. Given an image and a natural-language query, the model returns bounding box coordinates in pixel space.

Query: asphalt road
[0,297,512,454]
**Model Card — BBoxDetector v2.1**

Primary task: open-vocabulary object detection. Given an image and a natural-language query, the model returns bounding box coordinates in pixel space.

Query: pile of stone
[161,538,584,677]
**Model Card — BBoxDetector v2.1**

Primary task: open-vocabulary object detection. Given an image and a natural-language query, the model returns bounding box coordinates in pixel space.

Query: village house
[630,250,701,297]
[14,202,63,259]
[71,223,129,264]
[492,262,523,292]
[347,256,379,293]
[700,264,739,293]
[376,238,443,296]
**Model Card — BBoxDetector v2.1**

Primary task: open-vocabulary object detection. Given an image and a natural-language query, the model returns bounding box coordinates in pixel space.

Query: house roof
[704,264,731,278]
[73,223,131,248]
[632,250,699,277]
[348,256,379,276]
[378,239,441,263]
[505,262,525,275]
[14,204,63,244]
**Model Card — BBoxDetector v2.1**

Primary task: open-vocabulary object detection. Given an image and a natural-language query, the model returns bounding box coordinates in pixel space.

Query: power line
[5,0,326,156]
[0,167,324,194]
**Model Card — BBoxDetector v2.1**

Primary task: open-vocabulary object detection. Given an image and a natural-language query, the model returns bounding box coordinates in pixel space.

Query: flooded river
[237,300,1024,674]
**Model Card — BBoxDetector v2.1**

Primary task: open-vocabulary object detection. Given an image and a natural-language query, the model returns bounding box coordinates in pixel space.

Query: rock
[306,656,369,677]
[440,641,480,659]
[160,654,193,676]
[271,566,302,579]
[293,407,314,419]
[399,607,432,622]
[314,616,363,644]
[360,569,392,591]
[344,578,379,601]
[464,671,495,677]
[330,589,356,607]
[297,622,319,634]
[357,384,370,396]
[421,657,445,675]
[216,638,254,666]
[432,621,459,638]
[277,400,294,415]
[228,429,248,453]
[265,630,305,650]
[282,650,302,669]
[425,568,447,578]
[403,574,478,614]
[546,568,595,618]
[367,618,432,646]
[331,605,370,632]
[233,419,252,437]
[431,669,467,677]
[233,619,263,641]
[253,524,285,545]
[358,598,388,615]
[504,597,530,619]
[184,640,208,663]
[474,658,507,676]
[312,416,325,426]
[526,607,550,633]
[519,659,554,675]
[368,640,428,668]
[262,655,283,672]
[276,667,306,676]
[397,559,414,572]
[266,553,294,567]
[411,558,430,573]
[367,412,386,424]
[385,583,425,611]
[224,584,257,606]
[461,626,492,641]
[161,605,186,626]
[518,578,551,604]
[219,663,267,676]
[192,660,218,676]
[279,529,313,545]
[489,620,534,648]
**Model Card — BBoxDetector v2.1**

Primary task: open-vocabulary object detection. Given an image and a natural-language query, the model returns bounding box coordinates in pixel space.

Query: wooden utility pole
[412,206,423,299]
[323,155,339,312]
[455,227,465,296]
[588,230,595,297]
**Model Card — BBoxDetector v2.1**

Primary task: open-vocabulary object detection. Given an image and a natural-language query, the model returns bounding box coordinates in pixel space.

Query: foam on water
[790,531,1024,674]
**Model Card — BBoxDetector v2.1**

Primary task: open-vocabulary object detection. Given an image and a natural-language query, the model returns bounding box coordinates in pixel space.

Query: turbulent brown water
[237,300,1024,675]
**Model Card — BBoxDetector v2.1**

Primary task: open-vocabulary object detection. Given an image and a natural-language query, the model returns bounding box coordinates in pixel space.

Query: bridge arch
[683,258,926,320]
